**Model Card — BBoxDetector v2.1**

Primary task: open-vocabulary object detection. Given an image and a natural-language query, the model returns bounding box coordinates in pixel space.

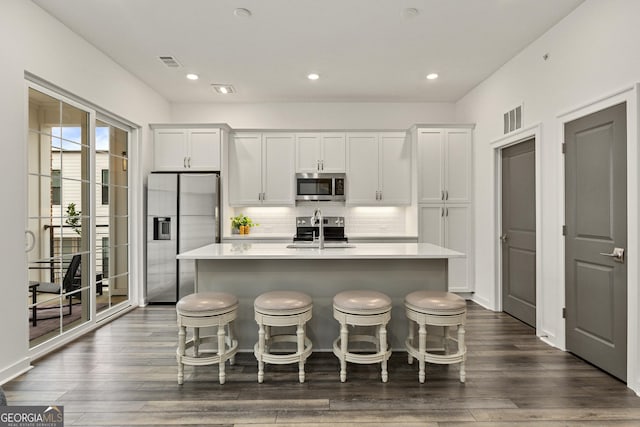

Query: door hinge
[562,143,566,154]
[562,307,566,319]
[562,225,567,236]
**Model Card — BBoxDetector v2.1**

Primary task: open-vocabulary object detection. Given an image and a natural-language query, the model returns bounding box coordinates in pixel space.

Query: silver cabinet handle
[184,157,187,168]
[188,157,191,168]
[445,190,449,200]
[599,247,625,263]
[441,207,444,217]
[441,190,444,200]
[500,234,509,243]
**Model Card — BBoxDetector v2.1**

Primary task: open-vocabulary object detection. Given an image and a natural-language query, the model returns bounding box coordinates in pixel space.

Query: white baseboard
[0,357,32,386]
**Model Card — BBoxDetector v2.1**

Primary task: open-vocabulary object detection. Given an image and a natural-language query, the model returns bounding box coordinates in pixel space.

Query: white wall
[0,0,170,384]
[171,102,455,129]
[455,0,640,391]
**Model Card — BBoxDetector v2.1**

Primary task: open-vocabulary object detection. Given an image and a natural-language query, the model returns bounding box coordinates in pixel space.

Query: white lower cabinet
[419,204,473,292]
[229,132,295,206]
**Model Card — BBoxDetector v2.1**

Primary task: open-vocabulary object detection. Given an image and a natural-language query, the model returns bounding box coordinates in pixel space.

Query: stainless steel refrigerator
[146,173,220,303]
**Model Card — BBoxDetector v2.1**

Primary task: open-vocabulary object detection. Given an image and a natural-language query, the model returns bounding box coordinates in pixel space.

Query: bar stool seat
[254,291,313,383]
[405,290,467,383]
[333,290,392,382]
[176,292,239,385]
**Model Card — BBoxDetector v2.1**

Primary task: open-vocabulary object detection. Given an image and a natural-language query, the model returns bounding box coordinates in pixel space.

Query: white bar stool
[254,290,313,383]
[176,291,239,385]
[405,290,467,383]
[332,290,392,383]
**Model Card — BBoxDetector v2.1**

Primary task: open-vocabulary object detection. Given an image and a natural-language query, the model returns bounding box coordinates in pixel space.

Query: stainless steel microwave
[295,173,346,201]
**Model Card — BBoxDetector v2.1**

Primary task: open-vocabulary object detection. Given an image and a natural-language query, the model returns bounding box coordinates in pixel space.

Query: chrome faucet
[311,208,324,249]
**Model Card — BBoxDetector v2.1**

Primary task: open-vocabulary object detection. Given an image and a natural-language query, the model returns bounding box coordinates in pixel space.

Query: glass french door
[26,85,130,347]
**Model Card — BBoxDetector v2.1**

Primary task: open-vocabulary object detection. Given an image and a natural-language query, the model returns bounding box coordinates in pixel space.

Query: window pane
[28,88,60,135]
[61,102,88,146]
[101,170,109,205]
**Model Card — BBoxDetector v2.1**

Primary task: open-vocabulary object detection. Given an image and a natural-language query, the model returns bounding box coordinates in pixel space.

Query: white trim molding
[557,84,639,394]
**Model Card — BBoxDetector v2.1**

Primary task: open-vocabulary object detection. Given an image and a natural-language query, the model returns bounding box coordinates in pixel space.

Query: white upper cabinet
[346,132,411,205]
[296,133,346,173]
[229,132,295,206]
[417,128,472,204]
[229,133,263,206]
[153,127,221,171]
[263,133,296,205]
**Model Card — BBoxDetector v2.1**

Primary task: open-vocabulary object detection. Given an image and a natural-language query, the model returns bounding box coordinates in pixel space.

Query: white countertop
[178,242,464,260]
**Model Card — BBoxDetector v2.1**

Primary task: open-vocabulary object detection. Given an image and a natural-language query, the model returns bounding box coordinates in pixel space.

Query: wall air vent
[503,104,523,134]
[158,56,182,68]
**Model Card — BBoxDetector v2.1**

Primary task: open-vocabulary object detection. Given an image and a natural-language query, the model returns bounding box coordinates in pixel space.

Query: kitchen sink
[286,242,356,249]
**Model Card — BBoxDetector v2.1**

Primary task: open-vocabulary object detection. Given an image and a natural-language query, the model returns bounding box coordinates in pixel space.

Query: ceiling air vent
[158,55,182,68]
[503,104,523,134]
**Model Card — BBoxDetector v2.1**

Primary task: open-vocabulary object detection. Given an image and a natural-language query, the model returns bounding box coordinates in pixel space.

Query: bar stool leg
[418,323,427,383]
[258,323,265,383]
[407,321,414,365]
[177,325,186,385]
[217,326,226,384]
[458,324,466,383]
[228,322,236,365]
[380,324,388,383]
[443,326,449,354]
[297,323,305,383]
[340,322,348,382]
[193,327,200,357]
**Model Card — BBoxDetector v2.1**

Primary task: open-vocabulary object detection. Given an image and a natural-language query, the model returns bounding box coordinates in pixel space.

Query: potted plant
[230,214,258,235]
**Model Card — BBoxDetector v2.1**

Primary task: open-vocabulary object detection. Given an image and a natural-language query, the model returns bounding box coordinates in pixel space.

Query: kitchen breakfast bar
[177,242,464,350]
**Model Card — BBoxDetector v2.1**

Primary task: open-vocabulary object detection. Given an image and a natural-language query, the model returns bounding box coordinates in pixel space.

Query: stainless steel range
[293,216,348,242]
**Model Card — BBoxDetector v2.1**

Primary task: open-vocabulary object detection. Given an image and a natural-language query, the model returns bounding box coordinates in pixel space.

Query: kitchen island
[178,242,464,350]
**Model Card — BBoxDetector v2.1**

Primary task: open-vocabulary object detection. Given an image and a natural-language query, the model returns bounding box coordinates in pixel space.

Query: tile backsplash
[227,204,412,237]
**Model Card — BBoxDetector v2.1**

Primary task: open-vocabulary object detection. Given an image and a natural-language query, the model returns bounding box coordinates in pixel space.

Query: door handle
[25,230,36,252]
[599,247,625,263]
[500,233,508,243]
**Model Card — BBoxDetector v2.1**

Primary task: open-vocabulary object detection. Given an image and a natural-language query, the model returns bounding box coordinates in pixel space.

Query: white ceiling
[32,0,584,104]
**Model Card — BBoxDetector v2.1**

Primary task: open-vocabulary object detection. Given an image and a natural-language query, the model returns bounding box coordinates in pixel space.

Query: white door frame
[557,84,639,392]
[490,124,543,334]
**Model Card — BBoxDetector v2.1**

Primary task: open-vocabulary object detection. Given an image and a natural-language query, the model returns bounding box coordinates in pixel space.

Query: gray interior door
[565,102,627,381]
[501,138,536,327]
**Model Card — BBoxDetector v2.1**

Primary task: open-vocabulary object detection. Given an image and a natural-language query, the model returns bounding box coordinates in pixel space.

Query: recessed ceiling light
[307,73,320,81]
[186,73,199,80]
[426,73,439,80]
[212,84,235,94]
[234,8,252,18]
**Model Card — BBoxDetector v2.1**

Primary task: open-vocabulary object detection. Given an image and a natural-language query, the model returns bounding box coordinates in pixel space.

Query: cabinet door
[188,129,221,170]
[445,129,472,203]
[228,133,263,206]
[445,204,473,292]
[320,133,346,172]
[263,133,295,206]
[379,132,411,205]
[154,129,188,171]
[346,133,379,205]
[296,133,321,172]
[418,205,445,246]
[417,129,445,203]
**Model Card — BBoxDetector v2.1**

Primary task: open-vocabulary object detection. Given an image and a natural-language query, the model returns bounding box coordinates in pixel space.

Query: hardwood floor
[4,302,640,426]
